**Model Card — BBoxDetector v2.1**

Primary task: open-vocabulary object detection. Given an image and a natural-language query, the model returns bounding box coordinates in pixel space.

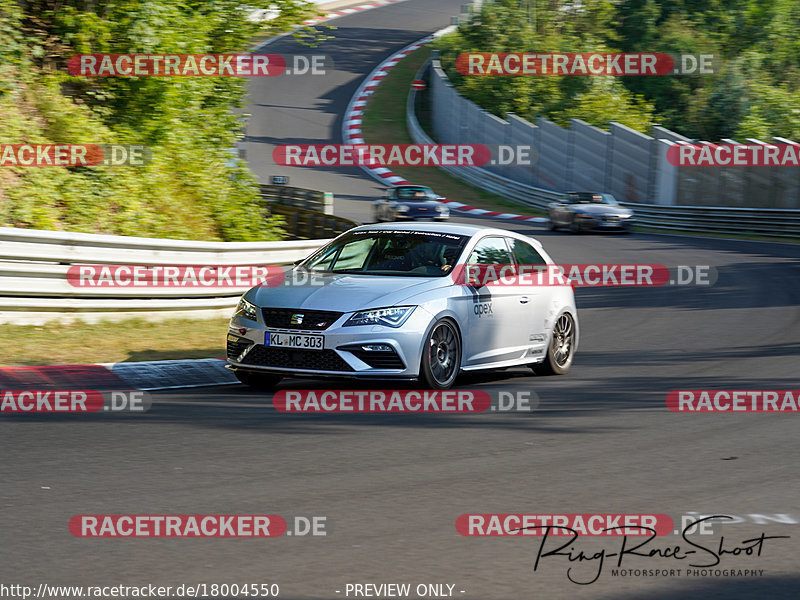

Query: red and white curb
[341,31,548,224]
[342,35,435,186]
[0,359,238,392]
[436,205,547,222]
[302,0,410,26]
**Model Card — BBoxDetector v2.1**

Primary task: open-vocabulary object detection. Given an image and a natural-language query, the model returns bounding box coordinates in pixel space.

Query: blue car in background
[374,185,450,222]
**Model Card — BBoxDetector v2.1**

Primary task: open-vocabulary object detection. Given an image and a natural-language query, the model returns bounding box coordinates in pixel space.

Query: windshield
[571,193,619,205]
[396,187,436,201]
[302,230,469,277]
[597,194,619,205]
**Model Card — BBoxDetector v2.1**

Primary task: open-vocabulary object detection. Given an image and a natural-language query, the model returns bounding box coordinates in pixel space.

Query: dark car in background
[374,185,450,222]
[548,192,634,233]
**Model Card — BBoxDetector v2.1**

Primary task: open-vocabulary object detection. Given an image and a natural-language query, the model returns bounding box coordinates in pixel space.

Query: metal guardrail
[268,204,355,240]
[0,227,328,265]
[622,204,800,237]
[0,227,332,325]
[260,184,334,214]
[409,60,800,239]
[259,184,357,239]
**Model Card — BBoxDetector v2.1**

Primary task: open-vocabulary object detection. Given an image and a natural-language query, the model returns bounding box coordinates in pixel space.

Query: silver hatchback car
[227,223,578,389]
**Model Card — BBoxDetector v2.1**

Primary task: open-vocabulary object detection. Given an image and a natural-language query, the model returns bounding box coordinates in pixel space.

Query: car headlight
[343,306,416,328]
[234,297,258,321]
[436,205,448,213]
[396,205,410,212]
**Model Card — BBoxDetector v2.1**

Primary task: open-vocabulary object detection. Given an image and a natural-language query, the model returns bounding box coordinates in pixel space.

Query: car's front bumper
[227,308,434,379]
[577,216,634,230]
[395,213,450,221]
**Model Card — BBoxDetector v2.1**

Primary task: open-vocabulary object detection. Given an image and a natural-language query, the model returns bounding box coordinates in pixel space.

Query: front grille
[261,308,343,331]
[227,337,252,360]
[346,348,405,369]
[241,345,354,372]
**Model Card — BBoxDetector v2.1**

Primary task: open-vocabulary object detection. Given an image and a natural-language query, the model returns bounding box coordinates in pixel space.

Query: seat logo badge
[291,313,304,325]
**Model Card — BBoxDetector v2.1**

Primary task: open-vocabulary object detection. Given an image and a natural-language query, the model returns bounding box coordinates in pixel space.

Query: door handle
[519,296,529,304]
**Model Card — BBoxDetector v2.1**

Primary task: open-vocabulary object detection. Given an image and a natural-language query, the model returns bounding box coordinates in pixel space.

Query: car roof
[350,222,543,246]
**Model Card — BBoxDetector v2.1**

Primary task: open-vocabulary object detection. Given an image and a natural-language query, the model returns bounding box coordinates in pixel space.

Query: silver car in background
[549,191,634,233]
[227,223,578,389]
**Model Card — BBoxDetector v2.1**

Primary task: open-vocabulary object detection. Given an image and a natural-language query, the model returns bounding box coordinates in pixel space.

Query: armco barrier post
[323,192,334,215]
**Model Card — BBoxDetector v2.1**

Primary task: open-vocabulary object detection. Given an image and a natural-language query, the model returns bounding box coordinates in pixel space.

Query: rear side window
[509,238,546,265]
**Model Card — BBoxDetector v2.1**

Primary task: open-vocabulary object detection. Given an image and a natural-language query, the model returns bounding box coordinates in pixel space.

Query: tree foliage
[436,0,800,141]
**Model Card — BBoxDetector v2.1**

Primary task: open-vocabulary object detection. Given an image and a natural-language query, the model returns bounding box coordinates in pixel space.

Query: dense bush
[0,0,316,240]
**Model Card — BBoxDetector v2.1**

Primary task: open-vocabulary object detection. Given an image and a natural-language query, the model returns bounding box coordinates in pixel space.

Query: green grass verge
[2,317,228,367]
[360,46,544,217]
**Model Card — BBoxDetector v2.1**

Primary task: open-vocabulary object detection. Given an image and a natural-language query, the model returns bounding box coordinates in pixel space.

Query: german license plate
[265,332,324,350]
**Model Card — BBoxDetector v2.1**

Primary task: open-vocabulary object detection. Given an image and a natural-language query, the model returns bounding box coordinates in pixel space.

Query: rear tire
[569,219,581,234]
[419,319,461,389]
[234,370,282,390]
[532,313,575,376]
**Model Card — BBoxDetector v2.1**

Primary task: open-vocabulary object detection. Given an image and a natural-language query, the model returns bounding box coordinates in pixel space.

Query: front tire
[532,313,575,376]
[234,370,282,390]
[419,319,461,389]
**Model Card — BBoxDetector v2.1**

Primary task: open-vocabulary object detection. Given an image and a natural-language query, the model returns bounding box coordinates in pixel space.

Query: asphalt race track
[2,1,800,598]
[244,0,467,222]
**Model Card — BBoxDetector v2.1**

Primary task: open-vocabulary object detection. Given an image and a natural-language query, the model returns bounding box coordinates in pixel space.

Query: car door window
[466,237,516,284]
[467,237,513,265]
